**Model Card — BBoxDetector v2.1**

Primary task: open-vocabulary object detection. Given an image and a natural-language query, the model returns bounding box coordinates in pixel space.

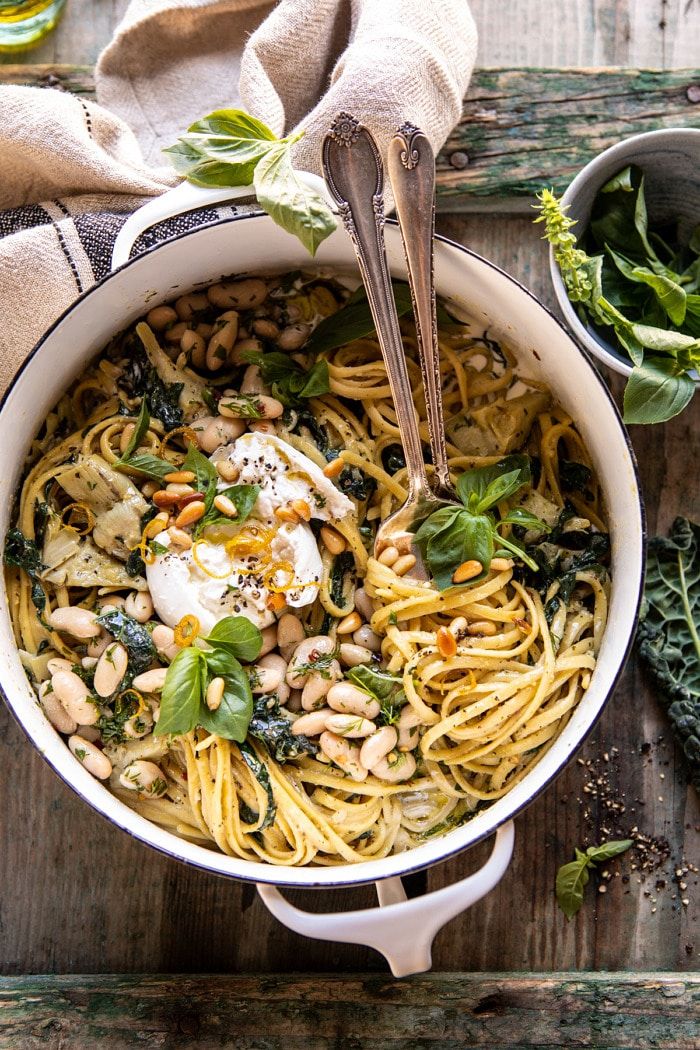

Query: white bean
[256,652,290,701]
[207,278,267,310]
[132,668,167,693]
[397,706,421,752]
[81,657,98,670]
[339,643,373,668]
[48,606,100,639]
[259,624,278,657]
[94,642,129,698]
[277,323,310,351]
[286,635,335,688]
[240,364,270,395]
[325,714,376,738]
[360,726,398,770]
[46,657,74,676]
[277,614,305,658]
[252,659,285,694]
[371,750,417,783]
[194,415,246,454]
[52,671,99,725]
[301,672,333,711]
[326,682,380,720]
[292,708,333,737]
[38,680,77,735]
[75,724,101,743]
[125,591,154,624]
[286,689,303,712]
[319,731,367,782]
[119,760,167,796]
[353,625,382,652]
[152,624,179,661]
[69,735,112,780]
[353,587,374,622]
[86,633,110,658]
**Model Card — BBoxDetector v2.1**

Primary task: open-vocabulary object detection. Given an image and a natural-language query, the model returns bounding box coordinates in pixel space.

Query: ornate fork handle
[388,123,453,498]
[321,113,431,504]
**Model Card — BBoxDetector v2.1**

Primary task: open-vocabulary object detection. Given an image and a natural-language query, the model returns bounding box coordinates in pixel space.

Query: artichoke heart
[446,389,550,456]
[40,513,148,590]
[136,322,208,421]
[55,453,147,559]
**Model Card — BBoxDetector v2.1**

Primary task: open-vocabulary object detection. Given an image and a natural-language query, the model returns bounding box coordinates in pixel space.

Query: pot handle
[111,172,333,271]
[256,820,515,978]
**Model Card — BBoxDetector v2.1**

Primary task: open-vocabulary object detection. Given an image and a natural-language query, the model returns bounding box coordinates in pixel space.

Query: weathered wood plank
[2,65,698,211]
[0,972,697,1049]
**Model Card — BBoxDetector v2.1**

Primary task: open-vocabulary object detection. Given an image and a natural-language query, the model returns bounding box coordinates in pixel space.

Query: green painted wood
[0,972,698,1049]
[2,65,698,211]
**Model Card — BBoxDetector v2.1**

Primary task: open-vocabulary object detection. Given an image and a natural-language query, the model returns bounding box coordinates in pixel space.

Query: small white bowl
[549,127,700,376]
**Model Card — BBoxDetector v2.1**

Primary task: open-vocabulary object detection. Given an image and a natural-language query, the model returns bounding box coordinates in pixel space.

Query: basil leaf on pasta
[203,616,263,663]
[156,647,206,737]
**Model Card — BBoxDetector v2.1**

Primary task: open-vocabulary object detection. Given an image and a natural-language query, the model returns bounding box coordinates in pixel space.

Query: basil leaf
[198,659,253,743]
[555,850,592,920]
[305,281,414,355]
[196,483,261,536]
[183,443,218,511]
[156,647,205,737]
[424,511,494,591]
[623,358,696,425]
[586,839,633,863]
[203,615,263,663]
[254,142,336,258]
[607,248,687,326]
[117,452,173,482]
[347,665,407,725]
[237,740,276,827]
[456,455,531,513]
[163,109,278,187]
[499,507,550,531]
[119,401,151,462]
[247,351,329,406]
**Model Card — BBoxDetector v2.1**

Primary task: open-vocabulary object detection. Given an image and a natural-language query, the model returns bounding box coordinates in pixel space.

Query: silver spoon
[387,123,456,501]
[321,113,459,571]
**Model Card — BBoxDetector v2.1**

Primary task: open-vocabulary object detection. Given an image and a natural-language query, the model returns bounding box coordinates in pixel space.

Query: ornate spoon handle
[388,124,454,498]
[322,113,431,504]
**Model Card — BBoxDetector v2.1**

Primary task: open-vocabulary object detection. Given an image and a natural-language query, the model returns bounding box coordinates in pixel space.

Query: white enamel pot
[0,177,645,977]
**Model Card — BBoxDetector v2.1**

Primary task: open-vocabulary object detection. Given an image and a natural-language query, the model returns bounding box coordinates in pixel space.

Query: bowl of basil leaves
[540,127,700,425]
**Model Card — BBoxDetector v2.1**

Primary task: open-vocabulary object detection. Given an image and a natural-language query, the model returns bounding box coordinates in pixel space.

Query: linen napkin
[0,0,477,397]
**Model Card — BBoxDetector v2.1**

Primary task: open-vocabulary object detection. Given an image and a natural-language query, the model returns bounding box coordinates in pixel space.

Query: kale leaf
[96,607,156,676]
[238,740,277,829]
[248,694,317,762]
[4,527,47,613]
[119,336,183,431]
[637,516,700,788]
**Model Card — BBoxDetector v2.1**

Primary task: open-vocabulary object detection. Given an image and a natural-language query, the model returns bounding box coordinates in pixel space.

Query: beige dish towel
[0,0,477,395]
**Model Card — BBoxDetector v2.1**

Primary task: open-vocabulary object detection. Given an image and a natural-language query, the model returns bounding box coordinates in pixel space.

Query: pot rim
[0,212,646,887]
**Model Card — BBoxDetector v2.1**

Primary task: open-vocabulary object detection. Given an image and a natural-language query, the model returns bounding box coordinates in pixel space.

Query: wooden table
[1,2,699,1046]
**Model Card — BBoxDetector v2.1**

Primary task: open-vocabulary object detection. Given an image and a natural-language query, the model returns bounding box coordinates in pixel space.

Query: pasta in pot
[4,271,610,866]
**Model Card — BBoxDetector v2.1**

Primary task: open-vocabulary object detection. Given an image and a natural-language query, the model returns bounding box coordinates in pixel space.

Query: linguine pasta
[4,271,610,865]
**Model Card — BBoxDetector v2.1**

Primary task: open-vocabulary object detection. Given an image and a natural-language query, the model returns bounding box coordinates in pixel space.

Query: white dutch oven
[0,176,645,977]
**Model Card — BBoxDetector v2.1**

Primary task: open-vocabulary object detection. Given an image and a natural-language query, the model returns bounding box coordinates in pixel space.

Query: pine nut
[180,329,206,369]
[69,735,112,780]
[325,713,376,738]
[452,559,483,584]
[48,606,100,639]
[132,668,167,693]
[450,616,468,636]
[275,506,300,524]
[337,611,361,635]
[352,625,382,652]
[291,498,311,521]
[277,613,305,657]
[319,731,367,782]
[175,292,209,320]
[146,305,178,331]
[292,708,332,736]
[125,591,153,623]
[467,620,498,637]
[164,470,196,484]
[207,278,267,310]
[371,750,416,783]
[213,494,238,518]
[119,423,135,455]
[141,481,159,498]
[153,490,179,508]
[144,513,169,537]
[286,636,335,687]
[165,483,195,498]
[327,682,380,720]
[206,676,225,711]
[320,525,346,554]
[339,642,373,668]
[119,759,167,795]
[38,680,78,735]
[397,706,421,752]
[437,626,457,658]
[168,526,193,549]
[175,501,206,528]
[215,456,242,481]
[393,554,417,576]
[301,671,335,711]
[277,323,311,350]
[490,557,513,572]
[322,457,344,479]
[52,671,98,725]
[94,642,128,698]
[378,545,399,567]
[359,726,398,770]
[354,587,374,622]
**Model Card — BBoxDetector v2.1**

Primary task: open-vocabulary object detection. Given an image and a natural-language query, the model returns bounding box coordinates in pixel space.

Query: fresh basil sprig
[195,483,260,537]
[164,109,336,256]
[242,351,329,406]
[155,615,262,742]
[413,455,548,590]
[115,402,174,482]
[556,839,632,919]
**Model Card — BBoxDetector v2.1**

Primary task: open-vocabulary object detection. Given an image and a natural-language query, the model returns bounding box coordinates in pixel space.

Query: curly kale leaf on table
[637,517,700,788]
